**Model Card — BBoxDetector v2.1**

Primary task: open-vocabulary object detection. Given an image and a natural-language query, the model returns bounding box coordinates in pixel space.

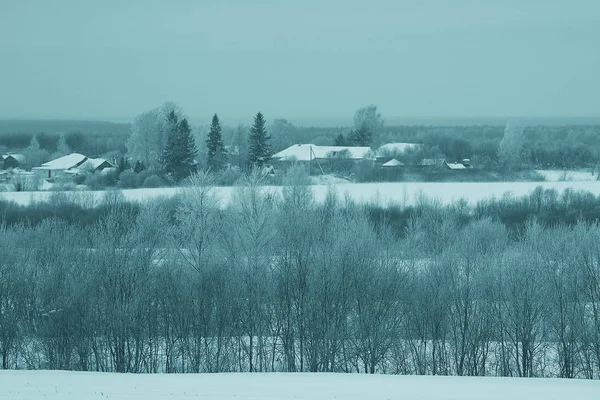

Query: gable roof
[2,154,26,163]
[80,157,115,171]
[34,153,88,171]
[272,144,371,161]
[382,158,403,167]
[445,161,467,170]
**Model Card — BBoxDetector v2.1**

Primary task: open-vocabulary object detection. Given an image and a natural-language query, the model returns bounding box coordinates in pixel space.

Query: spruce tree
[162,111,198,182]
[206,114,227,172]
[347,123,372,146]
[248,112,270,169]
[334,133,346,146]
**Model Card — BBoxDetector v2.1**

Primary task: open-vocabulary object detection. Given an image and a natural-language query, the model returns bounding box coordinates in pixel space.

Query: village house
[271,144,372,172]
[32,153,115,181]
[1,153,26,169]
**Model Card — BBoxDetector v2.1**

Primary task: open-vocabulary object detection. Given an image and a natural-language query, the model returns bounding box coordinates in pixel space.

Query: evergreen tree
[248,112,271,168]
[347,123,372,146]
[133,160,146,173]
[162,111,198,182]
[334,133,347,146]
[206,114,227,172]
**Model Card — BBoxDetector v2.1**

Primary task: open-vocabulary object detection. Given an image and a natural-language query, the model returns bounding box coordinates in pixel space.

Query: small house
[1,154,26,169]
[32,153,88,180]
[444,161,467,170]
[381,159,404,168]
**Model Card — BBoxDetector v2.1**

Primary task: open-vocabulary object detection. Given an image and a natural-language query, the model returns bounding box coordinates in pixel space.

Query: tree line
[2,169,600,377]
[127,103,272,183]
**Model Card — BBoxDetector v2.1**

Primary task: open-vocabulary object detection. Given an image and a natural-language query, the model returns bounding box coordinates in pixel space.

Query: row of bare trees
[2,168,600,378]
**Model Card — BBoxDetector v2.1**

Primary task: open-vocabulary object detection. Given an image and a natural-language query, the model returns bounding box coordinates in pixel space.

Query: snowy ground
[1,371,599,400]
[535,169,599,182]
[3,181,600,208]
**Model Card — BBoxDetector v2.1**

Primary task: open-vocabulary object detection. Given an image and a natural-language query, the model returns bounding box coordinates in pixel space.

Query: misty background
[1,0,599,125]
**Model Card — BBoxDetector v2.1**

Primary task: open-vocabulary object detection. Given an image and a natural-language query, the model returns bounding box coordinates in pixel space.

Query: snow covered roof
[376,143,420,157]
[33,153,88,171]
[382,159,403,167]
[80,157,114,171]
[272,144,371,161]
[2,154,26,163]
[445,162,467,170]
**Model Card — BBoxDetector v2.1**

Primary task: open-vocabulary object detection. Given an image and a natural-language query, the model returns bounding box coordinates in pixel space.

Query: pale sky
[1,0,599,124]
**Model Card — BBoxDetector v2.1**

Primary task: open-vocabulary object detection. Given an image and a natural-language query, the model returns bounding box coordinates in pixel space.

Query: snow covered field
[535,169,599,182]
[3,181,600,208]
[1,371,599,400]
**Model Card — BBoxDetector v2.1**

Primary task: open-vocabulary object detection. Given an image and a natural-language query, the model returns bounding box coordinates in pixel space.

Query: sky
[1,0,599,125]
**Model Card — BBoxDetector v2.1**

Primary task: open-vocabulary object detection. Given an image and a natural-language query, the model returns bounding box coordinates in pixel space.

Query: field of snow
[536,169,599,182]
[1,371,599,400]
[3,181,600,208]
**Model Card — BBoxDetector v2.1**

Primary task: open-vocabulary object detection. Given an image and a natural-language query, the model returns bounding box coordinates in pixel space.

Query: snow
[0,371,598,400]
[3,181,600,208]
[535,169,599,182]
[272,144,371,161]
[382,159,403,167]
[33,153,87,171]
[445,162,467,170]
[81,158,111,170]
[310,174,351,185]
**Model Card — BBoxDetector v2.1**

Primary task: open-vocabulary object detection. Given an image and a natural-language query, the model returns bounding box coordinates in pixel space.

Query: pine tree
[334,133,346,146]
[162,111,198,182]
[248,112,271,169]
[133,160,146,173]
[206,114,227,172]
[347,123,372,146]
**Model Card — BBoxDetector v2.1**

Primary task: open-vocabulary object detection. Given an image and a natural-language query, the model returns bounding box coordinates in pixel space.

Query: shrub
[136,170,152,187]
[84,174,107,190]
[143,174,164,188]
[118,170,138,188]
[103,169,119,187]
[216,168,242,186]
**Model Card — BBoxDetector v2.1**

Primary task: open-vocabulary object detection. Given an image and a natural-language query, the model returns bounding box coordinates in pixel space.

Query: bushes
[117,170,138,188]
[216,168,242,186]
[142,174,164,188]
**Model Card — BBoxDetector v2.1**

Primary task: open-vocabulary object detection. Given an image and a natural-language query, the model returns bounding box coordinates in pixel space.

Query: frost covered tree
[248,112,271,169]
[206,114,227,172]
[22,134,49,169]
[54,133,71,158]
[353,105,383,147]
[127,102,184,170]
[498,121,524,170]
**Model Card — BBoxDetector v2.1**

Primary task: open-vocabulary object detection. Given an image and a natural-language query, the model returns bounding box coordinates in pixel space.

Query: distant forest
[1,119,599,169]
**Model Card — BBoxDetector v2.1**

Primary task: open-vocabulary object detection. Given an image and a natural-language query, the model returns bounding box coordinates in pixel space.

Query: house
[33,153,117,180]
[444,161,467,170]
[1,154,26,169]
[32,153,88,180]
[77,158,116,174]
[381,158,404,168]
[272,144,371,163]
